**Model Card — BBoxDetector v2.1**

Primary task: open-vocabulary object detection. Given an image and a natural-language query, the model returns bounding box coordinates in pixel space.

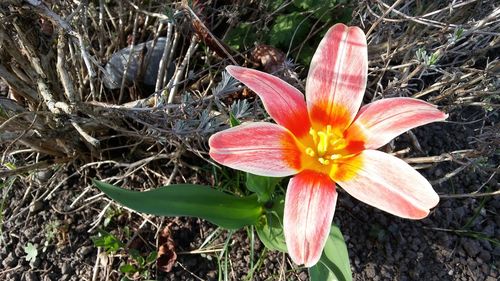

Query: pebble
[61,263,73,275]
[23,272,39,281]
[492,247,500,256]
[78,246,93,257]
[2,252,17,267]
[482,224,495,237]
[6,273,20,281]
[365,264,376,278]
[36,170,53,182]
[462,239,480,257]
[206,270,217,281]
[479,250,491,262]
[29,201,44,213]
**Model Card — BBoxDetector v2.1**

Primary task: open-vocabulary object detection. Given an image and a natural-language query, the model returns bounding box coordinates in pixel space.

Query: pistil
[305,125,347,166]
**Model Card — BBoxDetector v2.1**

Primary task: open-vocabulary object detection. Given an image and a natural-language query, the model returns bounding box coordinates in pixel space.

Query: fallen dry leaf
[157,225,177,272]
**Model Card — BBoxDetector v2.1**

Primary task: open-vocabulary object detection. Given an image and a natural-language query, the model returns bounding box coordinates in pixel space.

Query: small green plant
[103,206,123,227]
[119,250,158,280]
[448,27,465,43]
[92,229,157,280]
[416,47,441,66]
[91,229,124,254]
[43,220,61,252]
[24,242,38,267]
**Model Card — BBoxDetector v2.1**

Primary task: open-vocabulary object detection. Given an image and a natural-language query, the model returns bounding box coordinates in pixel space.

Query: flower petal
[346,98,448,149]
[306,23,367,130]
[226,66,311,137]
[209,122,302,177]
[336,150,439,219]
[284,170,337,267]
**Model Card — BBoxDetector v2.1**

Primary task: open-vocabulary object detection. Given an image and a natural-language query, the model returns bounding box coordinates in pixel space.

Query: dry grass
[0,0,498,278]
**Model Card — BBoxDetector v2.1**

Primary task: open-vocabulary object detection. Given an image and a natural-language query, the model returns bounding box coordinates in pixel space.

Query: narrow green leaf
[229,112,241,127]
[255,196,287,252]
[93,180,262,229]
[245,173,282,203]
[309,224,352,281]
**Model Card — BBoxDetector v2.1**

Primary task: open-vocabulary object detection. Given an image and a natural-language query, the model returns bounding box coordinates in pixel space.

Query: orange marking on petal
[281,132,303,171]
[330,155,364,182]
[309,102,351,130]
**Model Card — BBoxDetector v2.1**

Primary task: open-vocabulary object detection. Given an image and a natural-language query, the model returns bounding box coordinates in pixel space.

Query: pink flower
[209,24,447,267]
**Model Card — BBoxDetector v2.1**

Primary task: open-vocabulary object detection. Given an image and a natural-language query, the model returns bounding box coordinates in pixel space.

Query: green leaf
[129,249,141,262]
[293,0,337,10]
[93,180,263,229]
[24,242,38,265]
[226,22,257,50]
[245,173,282,203]
[268,12,311,48]
[309,224,352,281]
[119,263,136,274]
[92,229,123,253]
[146,251,158,264]
[229,111,241,127]
[267,0,286,11]
[255,196,288,252]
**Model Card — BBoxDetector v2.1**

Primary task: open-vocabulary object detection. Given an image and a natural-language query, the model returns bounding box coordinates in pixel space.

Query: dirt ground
[1,0,499,281]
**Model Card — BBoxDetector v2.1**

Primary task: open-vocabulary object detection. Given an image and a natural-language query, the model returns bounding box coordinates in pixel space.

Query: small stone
[481,263,489,275]
[36,170,53,182]
[23,272,39,281]
[79,246,93,257]
[455,207,466,218]
[29,201,44,213]
[61,263,73,275]
[6,273,20,281]
[462,239,480,257]
[486,277,497,281]
[493,247,500,256]
[366,264,376,278]
[479,250,491,262]
[298,272,308,281]
[206,270,217,281]
[434,168,443,177]
[2,252,17,267]
[481,240,493,251]
[483,224,495,237]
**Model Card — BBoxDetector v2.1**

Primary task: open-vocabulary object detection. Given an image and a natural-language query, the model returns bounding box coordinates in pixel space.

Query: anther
[330,154,342,160]
[305,147,315,157]
[318,158,330,165]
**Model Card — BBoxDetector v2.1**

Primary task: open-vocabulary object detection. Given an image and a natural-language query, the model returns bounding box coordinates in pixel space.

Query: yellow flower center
[304,125,348,166]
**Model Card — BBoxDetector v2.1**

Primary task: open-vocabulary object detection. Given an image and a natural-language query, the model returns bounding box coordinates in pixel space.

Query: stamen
[330,154,342,160]
[309,128,318,144]
[305,147,315,157]
[317,131,328,155]
[304,125,348,166]
[318,157,330,165]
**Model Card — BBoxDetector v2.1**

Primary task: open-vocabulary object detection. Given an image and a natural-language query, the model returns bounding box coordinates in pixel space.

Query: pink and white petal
[226,66,311,138]
[209,122,302,177]
[306,23,367,130]
[284,171,337,267]
[336,150,439,219]
[346,98,448,149]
